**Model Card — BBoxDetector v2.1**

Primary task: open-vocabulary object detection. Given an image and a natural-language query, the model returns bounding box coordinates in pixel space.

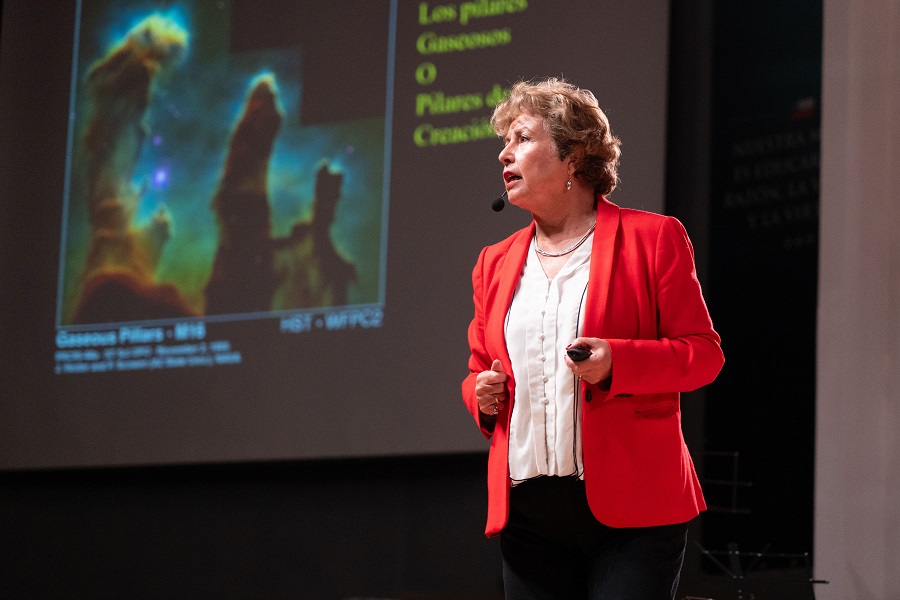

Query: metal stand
[694,542,829,600]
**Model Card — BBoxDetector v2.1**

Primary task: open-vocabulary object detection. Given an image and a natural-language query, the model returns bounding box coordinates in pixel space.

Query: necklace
[534,222,596,257]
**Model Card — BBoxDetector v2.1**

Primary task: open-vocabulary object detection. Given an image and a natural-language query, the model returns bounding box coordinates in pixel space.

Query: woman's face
[498,111,570,213]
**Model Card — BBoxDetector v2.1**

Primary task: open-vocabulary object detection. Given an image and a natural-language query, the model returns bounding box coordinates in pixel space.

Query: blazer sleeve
[603,216,724,397]
[461,246,495,438]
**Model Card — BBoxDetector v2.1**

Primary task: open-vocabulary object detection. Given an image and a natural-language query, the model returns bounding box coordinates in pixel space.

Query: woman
[462,78,724,599]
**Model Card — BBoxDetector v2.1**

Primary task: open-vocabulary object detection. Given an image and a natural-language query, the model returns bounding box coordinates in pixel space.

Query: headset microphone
[491,191,508,212]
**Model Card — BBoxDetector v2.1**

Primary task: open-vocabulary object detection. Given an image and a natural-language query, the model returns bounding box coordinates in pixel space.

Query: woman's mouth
[504,172,522,186]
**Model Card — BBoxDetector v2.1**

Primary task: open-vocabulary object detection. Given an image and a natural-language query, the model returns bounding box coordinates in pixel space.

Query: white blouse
[505,233,592,484]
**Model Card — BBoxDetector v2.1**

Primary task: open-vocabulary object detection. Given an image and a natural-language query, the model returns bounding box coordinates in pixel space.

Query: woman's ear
[567,155,580,179]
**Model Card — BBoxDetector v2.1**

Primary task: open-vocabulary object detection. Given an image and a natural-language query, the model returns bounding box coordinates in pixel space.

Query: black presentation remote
[566,346,591,362]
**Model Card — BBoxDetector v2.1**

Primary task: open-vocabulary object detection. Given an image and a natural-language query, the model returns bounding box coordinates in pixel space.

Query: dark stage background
[0,0,822,598]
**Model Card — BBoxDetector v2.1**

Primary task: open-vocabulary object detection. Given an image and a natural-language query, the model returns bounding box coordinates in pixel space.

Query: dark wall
[702,0,821,559]
[667,0,821,592]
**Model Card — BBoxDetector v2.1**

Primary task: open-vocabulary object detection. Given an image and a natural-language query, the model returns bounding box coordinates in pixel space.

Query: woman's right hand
[475,359,508,416]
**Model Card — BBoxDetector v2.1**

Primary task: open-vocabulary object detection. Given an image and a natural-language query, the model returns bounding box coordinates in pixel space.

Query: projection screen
[0,0,669,468]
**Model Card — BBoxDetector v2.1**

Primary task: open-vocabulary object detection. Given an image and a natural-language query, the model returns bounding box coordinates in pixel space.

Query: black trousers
[500,476,688,600]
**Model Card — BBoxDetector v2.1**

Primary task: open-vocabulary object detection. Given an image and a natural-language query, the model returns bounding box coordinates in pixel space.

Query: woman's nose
[498,144,512,164]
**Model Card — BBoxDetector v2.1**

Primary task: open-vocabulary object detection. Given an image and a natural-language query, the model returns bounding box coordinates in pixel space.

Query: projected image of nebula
[58,1,387,326]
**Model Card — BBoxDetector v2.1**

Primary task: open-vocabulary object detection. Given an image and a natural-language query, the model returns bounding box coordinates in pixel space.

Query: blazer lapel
[583,196,621,335]
[487,223,534,366]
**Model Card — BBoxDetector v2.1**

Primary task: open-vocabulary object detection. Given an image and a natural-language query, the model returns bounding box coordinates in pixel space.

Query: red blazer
[462,197,724,537]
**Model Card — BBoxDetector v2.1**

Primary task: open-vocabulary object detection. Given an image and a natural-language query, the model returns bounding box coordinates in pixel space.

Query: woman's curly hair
[490,78,621,196]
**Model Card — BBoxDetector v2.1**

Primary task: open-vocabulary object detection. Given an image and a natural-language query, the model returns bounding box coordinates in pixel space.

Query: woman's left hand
[564,337,612,385]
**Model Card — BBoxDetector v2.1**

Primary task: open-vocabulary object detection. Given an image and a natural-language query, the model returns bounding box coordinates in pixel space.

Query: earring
[566,180,572,191]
